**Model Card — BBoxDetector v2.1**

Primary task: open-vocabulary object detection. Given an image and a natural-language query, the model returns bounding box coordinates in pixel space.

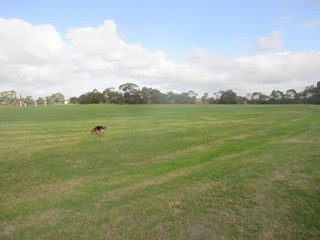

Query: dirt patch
[1,225,15,237]
[230,134,251,140]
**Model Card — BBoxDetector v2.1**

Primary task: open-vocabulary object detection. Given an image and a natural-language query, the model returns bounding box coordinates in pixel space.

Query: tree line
[0,91,65,106]
[72,81,320,104]
[1,81,320,106]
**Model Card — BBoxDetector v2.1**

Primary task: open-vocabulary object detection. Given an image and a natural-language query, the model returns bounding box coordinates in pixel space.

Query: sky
[0,0,320,99]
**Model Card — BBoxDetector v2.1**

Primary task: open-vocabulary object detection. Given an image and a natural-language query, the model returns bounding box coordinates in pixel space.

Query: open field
[1,104,320,239]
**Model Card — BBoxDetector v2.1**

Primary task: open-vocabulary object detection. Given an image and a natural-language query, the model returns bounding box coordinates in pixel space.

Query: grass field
[1,104,320,239]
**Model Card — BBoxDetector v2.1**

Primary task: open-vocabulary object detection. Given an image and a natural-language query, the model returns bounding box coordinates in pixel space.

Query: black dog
[92,126,106,135]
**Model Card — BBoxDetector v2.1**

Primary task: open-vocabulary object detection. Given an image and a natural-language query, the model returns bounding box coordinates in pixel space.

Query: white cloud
[0,18,65,64]
[0,18,319,98]
[178,48,320,95]
[253,31,284,53]
[298,17,320,29]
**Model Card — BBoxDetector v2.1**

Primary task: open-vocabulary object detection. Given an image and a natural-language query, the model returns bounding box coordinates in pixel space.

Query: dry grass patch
[155,145,210,161]
[36,176,95,196]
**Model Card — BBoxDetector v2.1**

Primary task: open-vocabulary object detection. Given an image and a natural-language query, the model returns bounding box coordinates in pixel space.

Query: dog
[92,126,106,135]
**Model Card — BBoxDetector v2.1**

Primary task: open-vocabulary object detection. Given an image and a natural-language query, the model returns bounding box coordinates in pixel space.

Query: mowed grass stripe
[1,104,319,239]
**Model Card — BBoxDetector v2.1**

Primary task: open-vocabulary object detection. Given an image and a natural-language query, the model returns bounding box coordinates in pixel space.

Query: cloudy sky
[1,0,320,98]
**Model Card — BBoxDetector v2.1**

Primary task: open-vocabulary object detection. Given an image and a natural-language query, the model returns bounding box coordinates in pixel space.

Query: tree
[174,91,196,104]
[301,85,319,104]
[269,90,284,104]
[69,97,78,104]
[219,90,237,104]
[0,90,17,104]
[77,94,86,104]
[201,92,209,104]
[46,92,65,104]
[187,90,198,103]
[78,89,102,104]
[150,89,162,104]
[248,92,269,104]
[102,87,123,104]
[166,91,176,104]
[119,83,139,93]
[317,81,320,104]
[284,89,298,104]
[160,93,168,104]
[141,87,151,104]
[237,96,248,104]
[24,96,34,105]
[119,83,141,104]
[36,97,46,105]
[208,97,218,104]
[90,89,102,103]
[214,91,222,101]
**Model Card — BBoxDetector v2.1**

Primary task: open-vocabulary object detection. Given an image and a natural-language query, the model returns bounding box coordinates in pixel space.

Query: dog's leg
[99,129,105,137]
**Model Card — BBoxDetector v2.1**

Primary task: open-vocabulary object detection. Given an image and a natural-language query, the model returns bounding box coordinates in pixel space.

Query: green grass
[1,104,320,239]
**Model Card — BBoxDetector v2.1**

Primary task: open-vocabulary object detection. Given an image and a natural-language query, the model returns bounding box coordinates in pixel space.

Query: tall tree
[269,90,285,104]
[119,83,141,104]
[46,92,65,104]
[302,85,319,104]
[0,90,17,104]
[166,91,176,104]
[103,87,123,104]
[69,97,78,104]
[141,87,151,104]
[249,92,269,104]
[236,96,248,104]
[78,89,102,104]
[219,90,237,104]
[36,97,46,105]
[150,89,162,104]
[285,89,298,104]
[201,92,209,104]
[24,96,34,105]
